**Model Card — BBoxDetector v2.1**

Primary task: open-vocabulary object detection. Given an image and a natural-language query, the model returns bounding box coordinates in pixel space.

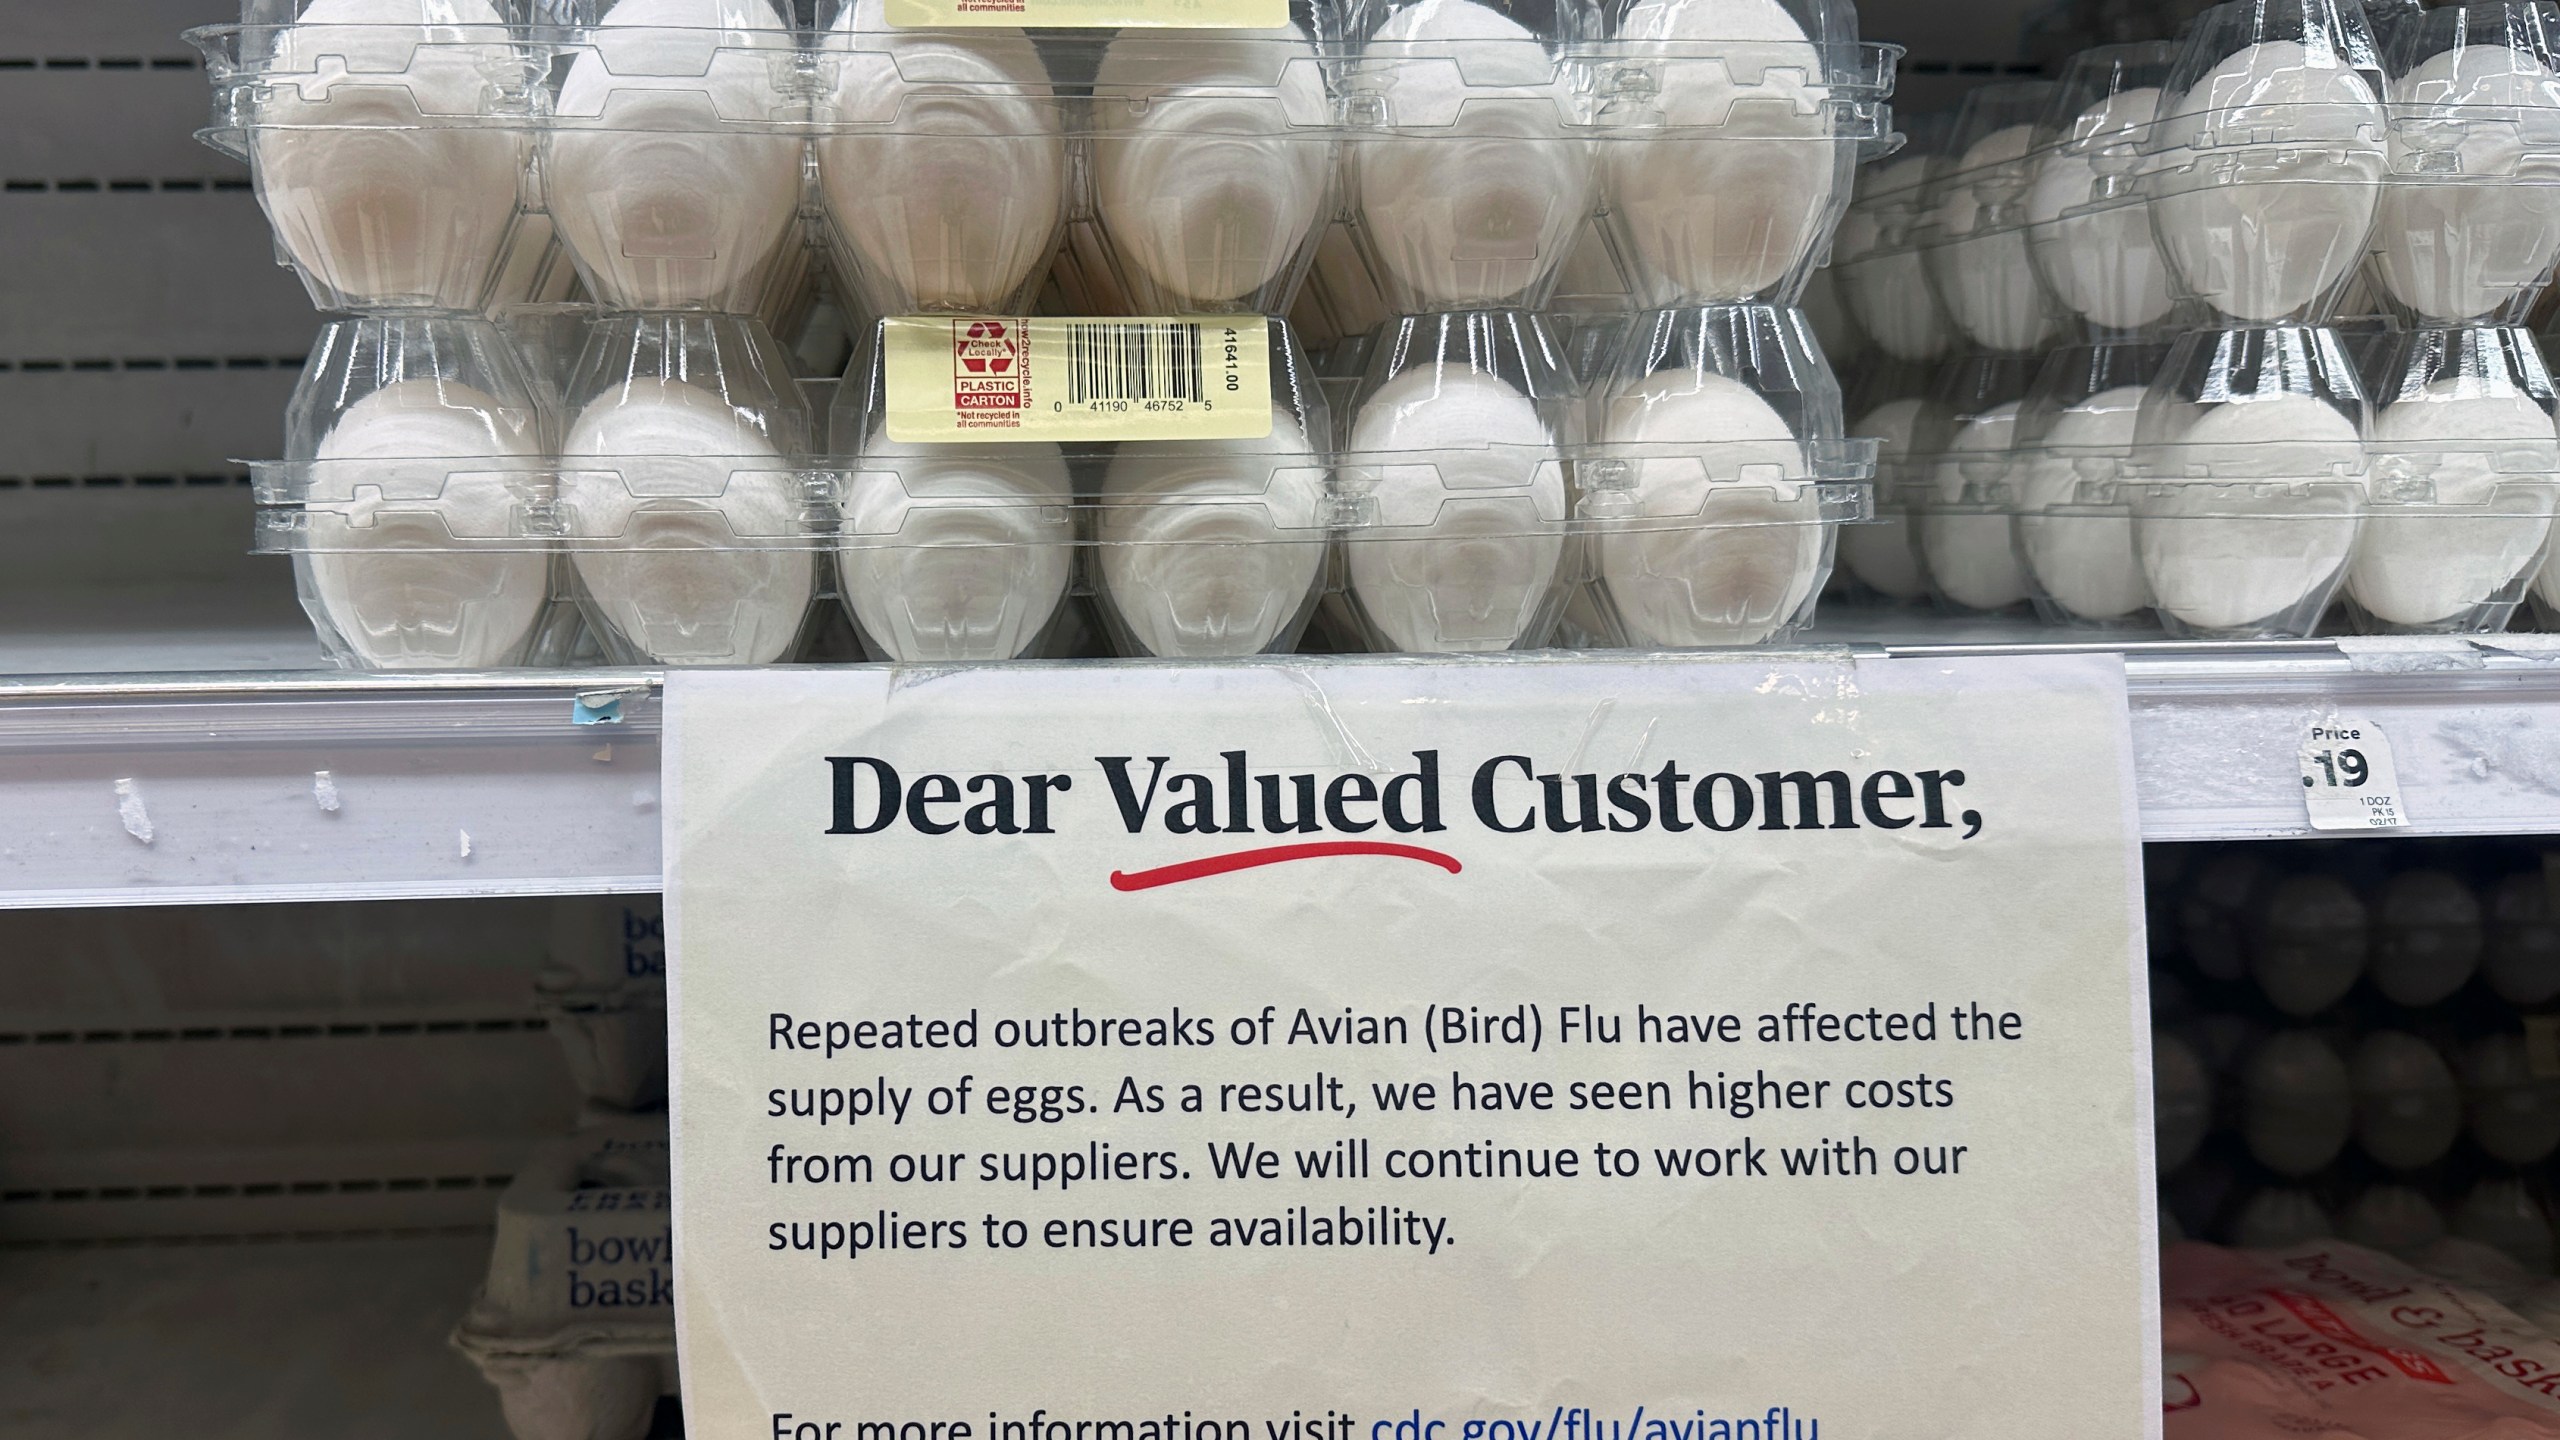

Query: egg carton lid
[454,1120,674,1356]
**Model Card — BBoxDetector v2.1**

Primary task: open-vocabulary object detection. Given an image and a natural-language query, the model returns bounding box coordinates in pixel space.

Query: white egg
[1345,364,1567,651]
[2465,1033,2560,1165]
[839,435,1073,662]
[1921,401,2029,611]
[1098,408,1329,658]
[251,0,528,309]
[2369,868,2483,1006]
[303,379,550,669]
[1093,25,1334,308]
[2242,1030,2352,1176]
[2350,1031,2461,1170]
[2373,44,2560,322]
[2134,394,2364,634]
[1925,124,2062,351]
[1352,0,1593,308]
[2353,383,2557,628]
[1603,0,1836,302]
[2017,384,2153,622]
[561,376,812,666]
[1596,371,1825,646]
[547,0,806,310]
[2025,86,2173,331]
[1839,397,1929,600]
[2149,41,2385,321]
[1833,156,1951,361]
[815,0,1063,311]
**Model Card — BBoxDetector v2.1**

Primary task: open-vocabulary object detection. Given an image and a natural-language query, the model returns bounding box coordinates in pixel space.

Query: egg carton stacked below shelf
[198,0,1898,667]
[1824,0,2560,640]
[455,896,672,1440]
[2146,841,2560,1301]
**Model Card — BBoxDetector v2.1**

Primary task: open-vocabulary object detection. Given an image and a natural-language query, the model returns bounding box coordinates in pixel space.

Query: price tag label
[880,315,1271,444]
[2299,714,2408,831]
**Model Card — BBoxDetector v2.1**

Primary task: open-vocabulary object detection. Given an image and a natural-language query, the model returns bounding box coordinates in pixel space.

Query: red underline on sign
[1109,842,1465,892]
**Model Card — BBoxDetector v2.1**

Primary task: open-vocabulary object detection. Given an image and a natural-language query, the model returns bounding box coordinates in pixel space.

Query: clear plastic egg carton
[189,0,554,314]
[823,315,1339,660]
[2352,323,2560,634]
[1332,0,1607,316]
[1830,114,1957,364]
[255,310,836,670]
[1905,80,2076,355]
[2024,42,2184,340]
[2102,450,2372,642]
[1579,0,1898,311]
[2367,1,2560,328]
[1834,360,1936,603]
[2009,338,2172,630]
[1335,307,1870,652]
[2126,0,2392,329]
[1903,349,2039,616]
[452,1120,675,1440]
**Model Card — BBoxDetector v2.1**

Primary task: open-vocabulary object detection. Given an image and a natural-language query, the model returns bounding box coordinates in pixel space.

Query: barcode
[1065,322,1206,406]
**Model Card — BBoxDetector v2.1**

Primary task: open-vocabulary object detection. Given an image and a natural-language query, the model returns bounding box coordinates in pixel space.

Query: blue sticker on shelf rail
[661,655,2158,1440]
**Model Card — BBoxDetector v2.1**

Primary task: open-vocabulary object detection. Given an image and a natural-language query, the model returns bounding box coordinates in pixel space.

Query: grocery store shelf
[0,664,664,907]
[2,618,2557,906]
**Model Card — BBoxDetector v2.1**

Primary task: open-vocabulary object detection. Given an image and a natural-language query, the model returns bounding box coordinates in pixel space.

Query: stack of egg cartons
[1908,80,2070,619]
[2151,842,2560,1310]
[1838,0,2560,640]
[206,0,1902,667]
[196,0,573,669]
[821,1,1342,661]
[198,0,829,670]
[1323,0,1894,654]
[2122,0,2469,640]
[454,896,674,1440]
[533,0,826,668]
[1571,0,1895,649]
[2353,1,2560,636]
[2011,42,2180,631]
[1831,112,1953,607]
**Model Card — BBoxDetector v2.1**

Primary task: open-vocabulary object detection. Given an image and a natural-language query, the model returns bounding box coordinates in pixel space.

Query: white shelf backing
[0,68,233,181]
[0,365,293,479]
[0,675,664,906]
[0,191,315,358]
[0,640,2555,907]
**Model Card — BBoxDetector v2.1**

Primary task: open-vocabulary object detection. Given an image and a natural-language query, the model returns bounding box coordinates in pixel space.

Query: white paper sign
[2298,714,2408,831]
[666,655,2156,1440]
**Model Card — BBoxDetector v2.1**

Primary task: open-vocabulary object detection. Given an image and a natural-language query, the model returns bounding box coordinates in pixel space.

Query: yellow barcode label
[881,315,1272,445]
[883,0,1283,26]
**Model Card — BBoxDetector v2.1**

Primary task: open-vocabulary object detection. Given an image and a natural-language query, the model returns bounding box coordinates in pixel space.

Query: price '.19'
[2303,748,2369,789]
